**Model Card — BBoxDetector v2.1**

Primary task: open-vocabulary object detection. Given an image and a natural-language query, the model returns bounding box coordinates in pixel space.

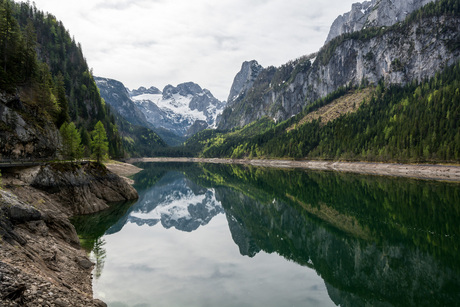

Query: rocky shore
[129,157,460,182]
[0,162,139,306]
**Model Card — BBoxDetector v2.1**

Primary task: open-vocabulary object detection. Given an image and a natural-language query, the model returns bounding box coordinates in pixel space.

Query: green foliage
[317,0,460,66]
[59,121,84,160]
[192,61,460,163]
[1,10,38,88]
[110,112,167,157]
[0,0,129,158]
[185,117,277,158]
[91,121,109,163]
[54,73,69,127]
[219,57,313,130]
[190,163,460,270]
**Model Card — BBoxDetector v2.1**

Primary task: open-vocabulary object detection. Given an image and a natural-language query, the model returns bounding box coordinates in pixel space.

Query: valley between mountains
[1,0,460,306]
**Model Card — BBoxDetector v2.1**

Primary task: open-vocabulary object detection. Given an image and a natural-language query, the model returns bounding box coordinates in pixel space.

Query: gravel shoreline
[128,158,460,182]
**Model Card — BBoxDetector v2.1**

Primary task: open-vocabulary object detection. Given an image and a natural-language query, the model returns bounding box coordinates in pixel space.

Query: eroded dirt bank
[0,162,139,306]
[129,157,460,182]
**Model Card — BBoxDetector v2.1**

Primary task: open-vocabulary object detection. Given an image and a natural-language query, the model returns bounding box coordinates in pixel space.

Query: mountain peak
[128,82,226,138]
[325,0,437,43]
[163,82,204,99]
[227,60,264,105]
[130,86,162,96]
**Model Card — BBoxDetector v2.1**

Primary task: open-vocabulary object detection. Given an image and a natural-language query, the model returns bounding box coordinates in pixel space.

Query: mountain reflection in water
[73,162,460,307]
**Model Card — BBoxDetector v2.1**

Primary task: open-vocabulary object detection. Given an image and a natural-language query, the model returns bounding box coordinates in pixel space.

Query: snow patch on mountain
[130,82,226,137]
[131,93,207,122]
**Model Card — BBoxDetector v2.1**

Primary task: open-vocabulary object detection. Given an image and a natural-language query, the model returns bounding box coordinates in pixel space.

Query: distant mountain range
[95,77,225,145]
[96,0,459,164]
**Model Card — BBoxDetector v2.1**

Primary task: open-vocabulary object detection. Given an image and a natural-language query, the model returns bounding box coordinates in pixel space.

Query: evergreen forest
[1,0,459,164]
[186,61,460,163]
[0,0,165,159]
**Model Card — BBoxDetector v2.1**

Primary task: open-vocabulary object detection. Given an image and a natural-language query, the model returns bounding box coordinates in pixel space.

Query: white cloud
[31,0,357,101]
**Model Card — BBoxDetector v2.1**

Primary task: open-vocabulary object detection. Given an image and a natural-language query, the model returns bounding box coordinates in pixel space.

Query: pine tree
[54,73,70,127]
[79,126,91,156]
[59,122,83,160]
[91,121,109,164]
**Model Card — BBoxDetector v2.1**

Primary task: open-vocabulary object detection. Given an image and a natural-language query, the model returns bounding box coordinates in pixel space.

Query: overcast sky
[31,0,357,101]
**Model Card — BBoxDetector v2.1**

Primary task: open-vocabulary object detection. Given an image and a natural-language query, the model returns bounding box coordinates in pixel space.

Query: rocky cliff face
[219,7,460,130]
[94,77,152,129]
[29,162,138,215]
[0,174,115,306]
[326,0,437,43]
[129,86,162,96]
[0,93,60,160]
[227,60,264,106]
[0,161,138,305]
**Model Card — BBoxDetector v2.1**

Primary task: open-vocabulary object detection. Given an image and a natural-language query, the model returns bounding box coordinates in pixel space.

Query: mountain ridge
[96,77,226,145]
[218,0,460,130]
[325,0,437,43]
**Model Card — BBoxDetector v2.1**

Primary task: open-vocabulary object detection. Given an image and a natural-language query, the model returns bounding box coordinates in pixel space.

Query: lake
[72,162,460,307]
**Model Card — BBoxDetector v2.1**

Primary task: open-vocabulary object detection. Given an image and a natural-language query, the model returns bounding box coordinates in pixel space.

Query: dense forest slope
[218,0,460,130]
[0,0,165,159]
[187,59,460,163]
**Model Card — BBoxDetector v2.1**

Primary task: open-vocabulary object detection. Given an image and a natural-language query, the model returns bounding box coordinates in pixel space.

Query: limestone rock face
[227,60,264,106]
[30,162,138,215]
[325,0,437,43]
[219,11,460,130]
[0,186,109,306]
[0,93,60,160]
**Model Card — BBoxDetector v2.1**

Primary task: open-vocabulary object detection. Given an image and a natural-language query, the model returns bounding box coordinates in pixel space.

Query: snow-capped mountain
[94,77,152,129]
[130,82,226,137]
[95,77,226,144]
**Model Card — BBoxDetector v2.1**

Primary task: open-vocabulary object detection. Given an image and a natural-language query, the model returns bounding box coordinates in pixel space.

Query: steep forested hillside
[218,0,460,131]
[0,0,166,158]
[187,61,460,163]
[184,0,460,163]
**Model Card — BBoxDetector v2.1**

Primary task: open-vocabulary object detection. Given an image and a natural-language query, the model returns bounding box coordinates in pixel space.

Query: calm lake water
[72,162,460,307]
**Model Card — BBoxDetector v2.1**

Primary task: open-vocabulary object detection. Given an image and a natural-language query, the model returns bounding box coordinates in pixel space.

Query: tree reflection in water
[72,162,460,306]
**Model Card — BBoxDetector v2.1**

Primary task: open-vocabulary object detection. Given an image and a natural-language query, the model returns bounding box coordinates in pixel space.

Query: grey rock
[326,0,437,43]
[130,86,161,96]
[227,60,264,106]
[7,205,41,224]
[30,163,138,215]
[93,299,108,307]
[185,120,208,137]
[54,298,67,307]
[0,97,61,160]
[94,77,152,129]
[76,257,94,270]
[219,11,460,130]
